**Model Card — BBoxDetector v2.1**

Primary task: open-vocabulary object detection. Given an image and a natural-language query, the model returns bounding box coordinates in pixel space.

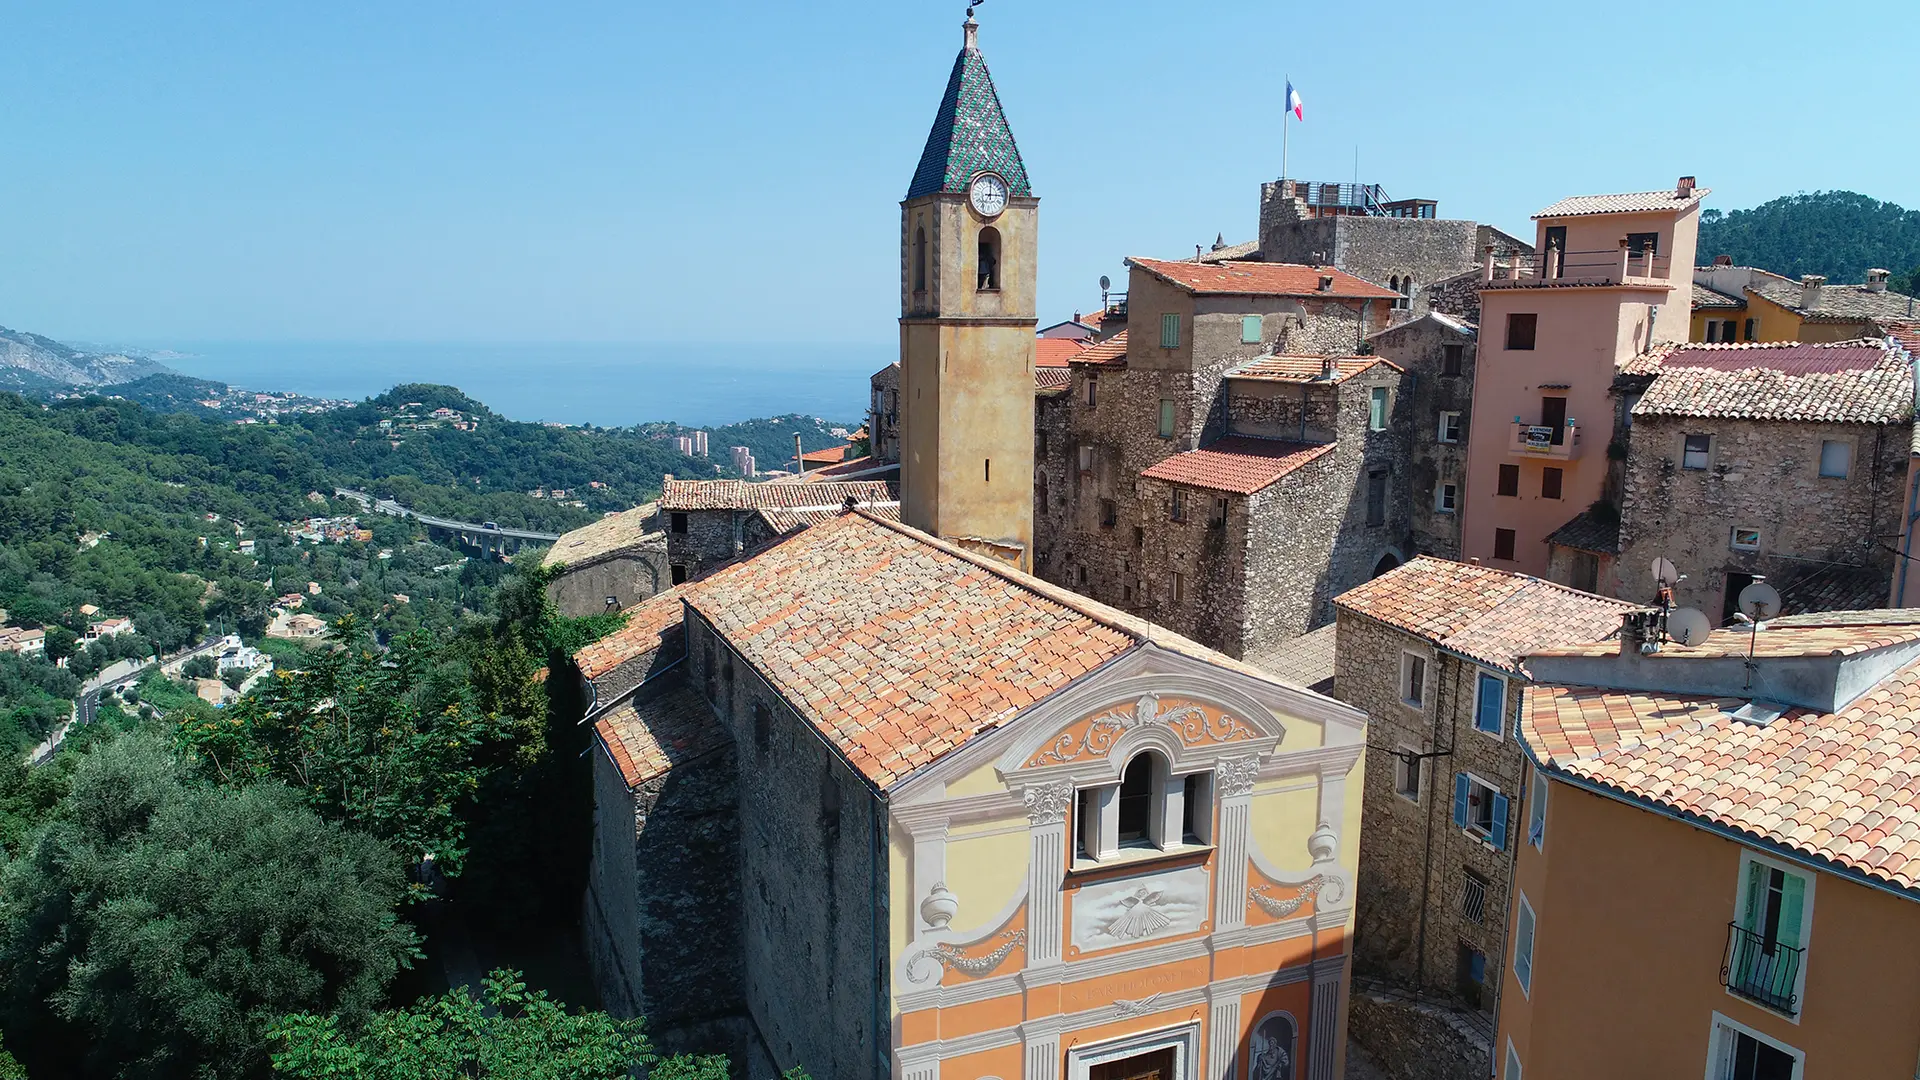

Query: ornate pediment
[1022,695,1262,770]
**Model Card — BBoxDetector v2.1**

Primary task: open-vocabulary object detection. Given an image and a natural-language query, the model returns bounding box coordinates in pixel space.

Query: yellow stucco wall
[1690,292,1803,343]
[943,818,1030,934]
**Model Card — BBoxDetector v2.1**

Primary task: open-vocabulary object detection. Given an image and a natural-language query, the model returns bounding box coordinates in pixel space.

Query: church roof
[906,23,1031,200]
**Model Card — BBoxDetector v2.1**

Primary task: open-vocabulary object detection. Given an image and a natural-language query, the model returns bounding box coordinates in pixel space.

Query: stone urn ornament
[920,882,959,930]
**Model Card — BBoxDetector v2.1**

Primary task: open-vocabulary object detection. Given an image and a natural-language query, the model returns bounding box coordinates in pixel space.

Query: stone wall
[869,362,901,464]
[1369,316,1478,560]
[1618,415,1905,616]
[1333,611,1526,1028]
[1347,977,1489,1080]
[547,538,669,618]
[666,509,779,583]
[686,613,887,1080]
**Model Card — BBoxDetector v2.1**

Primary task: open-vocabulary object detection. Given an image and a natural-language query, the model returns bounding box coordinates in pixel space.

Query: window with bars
[1460,869,1489,924]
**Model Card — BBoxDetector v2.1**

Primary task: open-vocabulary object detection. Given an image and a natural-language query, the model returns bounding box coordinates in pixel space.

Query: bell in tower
[897,8,1037,568]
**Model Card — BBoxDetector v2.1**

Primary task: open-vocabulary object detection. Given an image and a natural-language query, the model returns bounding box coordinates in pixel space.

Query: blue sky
[2,0,1913,347]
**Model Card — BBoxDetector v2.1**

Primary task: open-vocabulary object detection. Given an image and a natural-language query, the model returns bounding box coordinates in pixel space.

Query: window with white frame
[1473,671,1506,736]
[1818,439,1850,479]
[1453,772,1509,849]
[1730,526,1761,552]
[1074,751,1214,865]
[1728,852,1814,1016]
[1435,483,1458,514]
[1503,1039,1522,1080]
[1369,387,1389,431]
[1527,769,1547,850]
[1400,651,1428,708]
[1394,748,1420,802]
[1512,891,1536,997]
[1683,433,1712,470]
[1708,1012,1803,1080]
[1437,410,1462,443]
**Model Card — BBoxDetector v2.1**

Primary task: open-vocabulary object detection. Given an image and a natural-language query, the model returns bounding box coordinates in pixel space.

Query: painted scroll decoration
[1248,874,1342,919]
[903,929,1028,985]
[1026,694,1257,767]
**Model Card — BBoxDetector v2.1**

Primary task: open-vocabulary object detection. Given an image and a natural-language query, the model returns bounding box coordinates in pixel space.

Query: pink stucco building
[1461,178,1707,574]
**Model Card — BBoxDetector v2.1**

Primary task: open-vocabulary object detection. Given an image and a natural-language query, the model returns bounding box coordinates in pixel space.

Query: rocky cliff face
[0,327,171,387]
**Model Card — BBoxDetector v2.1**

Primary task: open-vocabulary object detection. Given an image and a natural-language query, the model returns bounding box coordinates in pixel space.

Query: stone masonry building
[657,477,896,584]
[1365,313,1480,561]
[1330,558,1633,1080]
[542,502,669,618]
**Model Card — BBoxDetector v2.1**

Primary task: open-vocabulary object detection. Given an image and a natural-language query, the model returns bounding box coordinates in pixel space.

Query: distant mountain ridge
[0,326,172,387]
[1698,191,1920,292]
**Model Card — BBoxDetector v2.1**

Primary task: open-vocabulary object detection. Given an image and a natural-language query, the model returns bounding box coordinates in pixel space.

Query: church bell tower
[898,12,1036,569]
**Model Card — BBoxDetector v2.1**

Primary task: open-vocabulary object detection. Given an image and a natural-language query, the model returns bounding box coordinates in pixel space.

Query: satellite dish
[1652,557,1680,588]
[1099,274,1112,292]
[1668,608,1712,646]
[1738,581,1782,621]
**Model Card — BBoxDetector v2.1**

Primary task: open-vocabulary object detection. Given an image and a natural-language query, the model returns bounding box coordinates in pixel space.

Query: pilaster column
[900,1054,939,1080]
[1022,780,1073,967]
[912,823,948,934]
[1307,967,1342,1080]
[1206,993,1242,1080]
[1212,755,1260,931]
[1024,1034,1061,1080]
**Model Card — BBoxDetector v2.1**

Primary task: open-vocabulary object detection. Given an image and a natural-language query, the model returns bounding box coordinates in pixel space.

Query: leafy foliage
[269,970,650,1080]
[0,732,419,1079]
[1699,191,1920,290]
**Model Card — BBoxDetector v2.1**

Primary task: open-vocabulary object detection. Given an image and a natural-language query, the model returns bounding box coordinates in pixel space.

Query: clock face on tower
[969,172,1009,218]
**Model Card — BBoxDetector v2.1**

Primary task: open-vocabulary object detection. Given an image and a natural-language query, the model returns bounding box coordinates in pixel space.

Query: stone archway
[1371,552,1402,579]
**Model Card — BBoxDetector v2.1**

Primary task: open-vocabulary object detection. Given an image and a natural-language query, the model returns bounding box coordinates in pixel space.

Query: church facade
[575,16,1366,1080]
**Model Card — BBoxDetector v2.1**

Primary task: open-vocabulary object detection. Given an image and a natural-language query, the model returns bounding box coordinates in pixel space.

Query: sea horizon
[135,339,893,429]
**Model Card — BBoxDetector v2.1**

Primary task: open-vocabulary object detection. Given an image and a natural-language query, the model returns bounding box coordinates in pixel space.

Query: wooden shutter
[1453,773,1470,829]
[1777,872,1806,949]
[1491,793,1510,850]
[1242,315,1262,344]
[1476,673,1502,732]
[1160,313,1181,349]
[1741,859,1766,931]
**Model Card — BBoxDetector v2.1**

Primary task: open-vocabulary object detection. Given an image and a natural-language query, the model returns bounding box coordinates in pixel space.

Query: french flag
[1286,81,1304,121]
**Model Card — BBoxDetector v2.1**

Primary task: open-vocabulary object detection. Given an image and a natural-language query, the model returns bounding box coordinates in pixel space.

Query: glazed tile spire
[905,16,1031,199]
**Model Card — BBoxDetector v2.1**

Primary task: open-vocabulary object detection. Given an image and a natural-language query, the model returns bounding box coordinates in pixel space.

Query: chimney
[962,14,979,51]
[1618,611,1645,656]
[1676,175,1696,198]
[1318,274,1334,292]
[1866,268,1891,293]
[1319,356,1338,380]
[1800,274,1827,310]
[1712,254,1733,267]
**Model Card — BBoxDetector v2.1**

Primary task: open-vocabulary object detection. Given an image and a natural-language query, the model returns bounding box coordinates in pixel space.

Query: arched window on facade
[1117,751,1162,848]
[913,225,927,293]
[1399,275,1415,310]
[977,227,1001,291]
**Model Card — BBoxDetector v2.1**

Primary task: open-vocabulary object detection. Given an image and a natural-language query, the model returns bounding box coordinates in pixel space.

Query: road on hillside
[26,636,226,766]
[333,488,561,542]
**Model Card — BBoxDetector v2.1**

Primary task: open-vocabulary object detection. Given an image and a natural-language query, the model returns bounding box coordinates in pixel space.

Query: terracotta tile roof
[1071,330,1128,368]
[1774,562,1893,616]
[757,503,901,536]
[1747,277,1920,322]
[660,478,895,512]
[1138,437,1335,496]
[1225,355,1404,384]
[1882,319,1920,355]
[1522,657,1920,894]
[800,445,848,466]
[1691,282,1745,310]
[1128,257,1400,301]
[542,502,659,569]
[1034,367,1072,391]
[1335,555,1636,672]
[1532,187,1710,219]
[594,684,730,789]
[684,513,1138,788]
[1080,309,1107,330]
[1625,338,1912,423]
[574,584,695,681]
[1533,621,1920,660]
[1244,623,1337,694]
[1036,337,1090,367]
[796,456,898,484]
[1545,509,1621,555]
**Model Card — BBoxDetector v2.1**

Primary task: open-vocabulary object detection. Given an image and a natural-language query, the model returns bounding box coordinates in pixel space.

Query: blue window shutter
[1453,773,1470,829]
[1477,673,1503,732]
[1491,793,1510,850]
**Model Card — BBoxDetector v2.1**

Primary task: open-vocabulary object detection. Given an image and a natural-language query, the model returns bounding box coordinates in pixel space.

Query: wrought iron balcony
[1507,421,1582,460]
[1721,921,1802,1015]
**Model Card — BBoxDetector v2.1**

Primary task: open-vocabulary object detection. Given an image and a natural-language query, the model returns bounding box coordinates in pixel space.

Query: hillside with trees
[1698,191,1920,293]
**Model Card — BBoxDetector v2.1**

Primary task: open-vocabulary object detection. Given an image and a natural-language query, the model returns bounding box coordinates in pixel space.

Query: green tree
[182,653,216,679]
[174,617,517,877]
[269,970,650,1080]
[0,732,419,1079]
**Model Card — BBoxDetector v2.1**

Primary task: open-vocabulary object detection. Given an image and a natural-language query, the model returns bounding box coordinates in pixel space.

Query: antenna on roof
[1667,608,1711,646]
[1733,578,1782,689]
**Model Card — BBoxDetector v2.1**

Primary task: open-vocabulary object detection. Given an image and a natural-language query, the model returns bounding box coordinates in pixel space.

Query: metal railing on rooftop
[1484,247,1674,285]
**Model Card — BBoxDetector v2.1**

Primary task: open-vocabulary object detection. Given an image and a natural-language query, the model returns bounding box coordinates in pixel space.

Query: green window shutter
[1777,872,1806,949]
[1160,313,1181,349]
[1158,399,1175,438]
[1741,860,1766,931]
[1241,315,1262,344]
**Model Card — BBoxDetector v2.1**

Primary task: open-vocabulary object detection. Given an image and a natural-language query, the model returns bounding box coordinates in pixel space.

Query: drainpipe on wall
[1898,462,1920,606]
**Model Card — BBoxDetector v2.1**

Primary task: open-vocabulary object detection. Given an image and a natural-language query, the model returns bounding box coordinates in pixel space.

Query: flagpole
[1282,74,1290,181]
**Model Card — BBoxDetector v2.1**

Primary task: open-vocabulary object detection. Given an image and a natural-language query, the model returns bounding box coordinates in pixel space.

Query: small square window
[1438,411,1462,443]
[1078,445,1093,472]
[1819,440,1850,478]
[1442,343,1463,377]
[1541,467,1563,500]
[1683,434,1711,470]
[1170,489,1187,522]
[670,512,688,534]
[1493,528,1516,561]
[1731,527,1761,552]
[1366,471,1388,526]
[1459,870,1489,924]
[1170,570,1185,603]
[1132,526,1144,549]
[1209,496,1228,527]
[1394,749,1420,802]
[1506,313,1537,351]
[1085,373,1098,407]
[1241,315,1262,344]
[1100,499,1117,528]
[1400,652,1428,707]
[1497,464,1519,497]
[1158,399,1176,438]
[1369,387,1389,431]
[1436,483,1458,514]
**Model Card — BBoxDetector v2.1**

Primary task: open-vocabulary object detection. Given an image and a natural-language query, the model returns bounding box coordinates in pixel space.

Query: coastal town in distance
[1,5,1917,1080]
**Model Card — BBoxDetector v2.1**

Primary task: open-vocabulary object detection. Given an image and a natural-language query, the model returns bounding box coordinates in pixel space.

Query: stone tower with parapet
[897,14,1036,568]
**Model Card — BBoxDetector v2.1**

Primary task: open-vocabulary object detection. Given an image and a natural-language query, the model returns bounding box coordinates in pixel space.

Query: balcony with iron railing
[1721,922,1802,1016]
[1102,293,1128,321]
[1481,244,1675,289]
[1507,421,1582,460]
